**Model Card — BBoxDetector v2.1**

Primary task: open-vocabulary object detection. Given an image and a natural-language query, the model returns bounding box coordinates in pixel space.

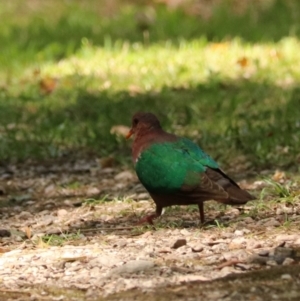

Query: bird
[126,112,255,224]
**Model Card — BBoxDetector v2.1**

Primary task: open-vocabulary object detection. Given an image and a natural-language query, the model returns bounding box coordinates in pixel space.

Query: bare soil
[0,159,299,300]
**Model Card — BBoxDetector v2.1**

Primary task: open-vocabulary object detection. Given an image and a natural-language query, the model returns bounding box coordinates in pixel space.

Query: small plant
[83,195,110,206]
[41,231,82,247]
[264,179,291,198]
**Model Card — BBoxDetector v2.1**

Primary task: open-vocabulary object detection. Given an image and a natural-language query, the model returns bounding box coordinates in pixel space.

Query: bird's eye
[133,118,139,126]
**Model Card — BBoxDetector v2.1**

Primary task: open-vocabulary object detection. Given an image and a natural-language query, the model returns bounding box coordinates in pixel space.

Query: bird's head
[126,112,161,139]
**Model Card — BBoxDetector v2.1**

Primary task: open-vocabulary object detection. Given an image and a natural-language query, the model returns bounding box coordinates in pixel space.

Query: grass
[0,0,299,172]
[39,231,82,247]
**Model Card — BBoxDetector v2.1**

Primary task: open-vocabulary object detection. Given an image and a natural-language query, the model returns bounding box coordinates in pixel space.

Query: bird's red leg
[136,205,163,225]
[198,203,205,224]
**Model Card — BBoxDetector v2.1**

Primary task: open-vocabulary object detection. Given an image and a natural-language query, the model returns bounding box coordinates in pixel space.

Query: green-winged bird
[127,112,255,224]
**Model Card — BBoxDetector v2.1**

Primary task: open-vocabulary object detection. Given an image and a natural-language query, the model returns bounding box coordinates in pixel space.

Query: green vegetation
[0,0,299,171]
[40,231,82,246]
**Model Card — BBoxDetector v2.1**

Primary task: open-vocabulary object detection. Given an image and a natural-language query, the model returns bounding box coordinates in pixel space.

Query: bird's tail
[221,184,255,205]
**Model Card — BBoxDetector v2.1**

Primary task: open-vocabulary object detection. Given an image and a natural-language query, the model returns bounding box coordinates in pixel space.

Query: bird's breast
[135,144,186,193]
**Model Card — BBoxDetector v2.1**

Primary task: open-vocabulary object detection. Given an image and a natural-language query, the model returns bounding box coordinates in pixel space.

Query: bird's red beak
[126,128,134,139]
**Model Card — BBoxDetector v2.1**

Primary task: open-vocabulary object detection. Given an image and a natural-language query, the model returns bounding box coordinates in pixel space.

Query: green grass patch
[0,0,299,171]
[40,231,82,247]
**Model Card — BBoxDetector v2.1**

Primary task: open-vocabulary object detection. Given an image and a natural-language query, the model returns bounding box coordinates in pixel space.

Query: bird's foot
[135,214,157,226]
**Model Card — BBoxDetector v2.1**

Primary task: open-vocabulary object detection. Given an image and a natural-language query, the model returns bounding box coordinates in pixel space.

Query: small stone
[266,260,278,266]
[246,239,262,250]
[113,240,127,248]
[172,239,187,249]
[229,237,246,250]
[275,234,298,242]
[18,211,32,219]
[223,250,248,261]
[90,267,101,278]
[234,230,244,236]
[180,229,190,236]
[243,217,254,224]
[219,266,236,277]
[36,216,55,227]
[57,209,68,217]
[0,229,11,237]
[258,250,269,256]
[247,255,268,265]
[108,260,155,275]
[136,193,149,200]
[191,245,204,253]
[282,258,295,266]
[86,187,100,195]
[281,274,292,280]
[235,263,252,270]
[114,171,135,181]
[264,218,281,227]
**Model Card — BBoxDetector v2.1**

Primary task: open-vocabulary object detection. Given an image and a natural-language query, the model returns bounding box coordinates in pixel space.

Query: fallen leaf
[237,57,249,67]
[272,170,286,182]
[40,77,57,94]
[23,226,32,239]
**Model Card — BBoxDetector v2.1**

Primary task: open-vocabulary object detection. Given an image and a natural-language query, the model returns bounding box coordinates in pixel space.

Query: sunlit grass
[0,0,299,171]
[37,37,300,91]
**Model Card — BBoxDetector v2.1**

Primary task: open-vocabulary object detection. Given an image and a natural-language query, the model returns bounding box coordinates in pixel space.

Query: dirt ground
[0,159,299,300]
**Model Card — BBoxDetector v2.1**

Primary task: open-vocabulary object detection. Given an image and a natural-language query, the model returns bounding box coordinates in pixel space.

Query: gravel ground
[0,159,299,300]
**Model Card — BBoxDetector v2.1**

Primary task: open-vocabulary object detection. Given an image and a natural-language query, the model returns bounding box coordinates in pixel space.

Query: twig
[216,259,244,270]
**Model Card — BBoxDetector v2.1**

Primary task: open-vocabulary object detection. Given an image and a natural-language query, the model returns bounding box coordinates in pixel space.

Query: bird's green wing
[135,138,222,195]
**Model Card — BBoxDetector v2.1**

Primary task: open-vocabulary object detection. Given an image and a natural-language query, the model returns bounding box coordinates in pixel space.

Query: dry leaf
[272,170,286,182]
[110,125,130,137]
[40,77,57,94]
[237,57,249,67]
[22,226,32,239]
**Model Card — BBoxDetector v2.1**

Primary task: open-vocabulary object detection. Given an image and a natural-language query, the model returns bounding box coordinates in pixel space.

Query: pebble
[191,245,204,253]
[172,239,187,249]
[266,260,278,266]
[281,274,292,280]
[247,255,268,265]
[234,230,244,236]
[108,260,155,276]
[258,250,269,256]
[264,218,281,227]
[246,239,262,250]
[243,217,254,224]
[90,267,101,278]
[136,193,149,200]
[228,237,246,250]
[282,258,295,266]
[114,171,135,181]
[223,250,247,261]
[57,209,68,217]
[18,211,33,219]
[0,229,11,237]
[275,234,298,242]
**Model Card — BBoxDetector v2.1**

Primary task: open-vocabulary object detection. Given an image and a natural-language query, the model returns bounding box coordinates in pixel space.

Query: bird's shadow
[65,211,234,238]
